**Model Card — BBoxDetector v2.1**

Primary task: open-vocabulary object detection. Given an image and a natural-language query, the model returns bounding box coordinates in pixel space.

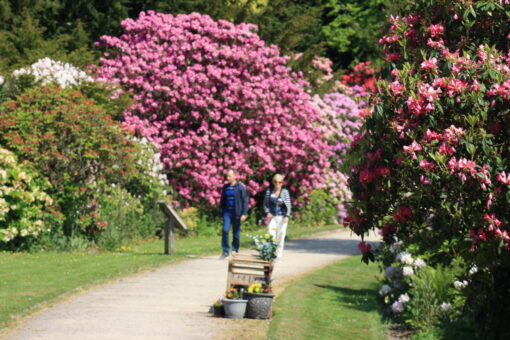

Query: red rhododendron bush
[344,1,510,337]
[96,11,332,207]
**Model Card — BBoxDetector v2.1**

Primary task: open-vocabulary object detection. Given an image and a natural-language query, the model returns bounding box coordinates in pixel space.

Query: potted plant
[212,298,224,317]
[223,288,248,319]
[252,233,278,261]
[243,281,275,319]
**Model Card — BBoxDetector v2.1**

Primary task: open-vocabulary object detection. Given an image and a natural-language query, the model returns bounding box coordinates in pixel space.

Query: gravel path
[4,229,380,340]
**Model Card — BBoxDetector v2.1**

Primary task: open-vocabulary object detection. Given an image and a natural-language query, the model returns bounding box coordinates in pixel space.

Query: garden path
[5,228,380,340]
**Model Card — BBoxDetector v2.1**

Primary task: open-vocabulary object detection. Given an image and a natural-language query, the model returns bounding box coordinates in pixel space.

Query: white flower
[402,266,414,277]
[0,75,4,86]
[454,280,469,290]
[398,293,410,304]
[392,300,404,313]
[440,302,451,312]
[379,284,392,296]
[396,251,414,265]
[413,258,426,269]
[469,265,478,275]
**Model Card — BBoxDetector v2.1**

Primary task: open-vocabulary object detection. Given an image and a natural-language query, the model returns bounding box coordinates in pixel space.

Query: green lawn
[268,255,387,340]
[0,224,339,330]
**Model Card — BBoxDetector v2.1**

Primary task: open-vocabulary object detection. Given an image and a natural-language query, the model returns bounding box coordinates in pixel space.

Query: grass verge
[0,224,339,331]
[268,255,387,340]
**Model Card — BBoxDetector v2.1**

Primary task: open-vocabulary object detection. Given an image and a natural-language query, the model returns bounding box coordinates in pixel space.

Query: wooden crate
[226,253,273,291]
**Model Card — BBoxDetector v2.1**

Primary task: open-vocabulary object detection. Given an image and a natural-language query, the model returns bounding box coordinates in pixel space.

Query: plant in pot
[211,298,224,317]
[243,281,275,319]
[223,288,248,319]
[252,233,278,262]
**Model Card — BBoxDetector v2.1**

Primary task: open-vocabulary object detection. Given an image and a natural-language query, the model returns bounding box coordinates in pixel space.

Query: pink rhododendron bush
[344,1,510,337]
[311,92,361,220]
[96,11,332,208]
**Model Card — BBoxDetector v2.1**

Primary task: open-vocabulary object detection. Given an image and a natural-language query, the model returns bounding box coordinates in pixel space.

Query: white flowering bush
[11,57,92,88]
[0,148,61,247]
[376,239,468,333]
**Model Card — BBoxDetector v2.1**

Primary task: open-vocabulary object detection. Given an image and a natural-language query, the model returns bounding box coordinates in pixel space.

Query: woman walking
[263,174,291,263]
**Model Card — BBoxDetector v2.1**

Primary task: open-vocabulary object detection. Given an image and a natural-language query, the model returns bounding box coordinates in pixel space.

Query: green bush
[296,189,338,226]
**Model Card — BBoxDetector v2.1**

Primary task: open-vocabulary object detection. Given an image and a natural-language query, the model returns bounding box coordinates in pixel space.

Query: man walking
[218,169,248,259]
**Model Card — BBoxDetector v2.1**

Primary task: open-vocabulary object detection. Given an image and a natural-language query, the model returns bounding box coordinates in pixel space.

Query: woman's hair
[273,173,284,182]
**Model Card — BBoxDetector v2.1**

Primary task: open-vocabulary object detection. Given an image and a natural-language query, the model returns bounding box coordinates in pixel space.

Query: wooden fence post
[158,201,188,255]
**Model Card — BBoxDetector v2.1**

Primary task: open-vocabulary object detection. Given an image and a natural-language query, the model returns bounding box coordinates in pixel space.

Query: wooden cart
[226,253,273,291]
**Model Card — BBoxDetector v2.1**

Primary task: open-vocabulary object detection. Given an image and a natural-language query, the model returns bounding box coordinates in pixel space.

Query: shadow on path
[284,238,379,256]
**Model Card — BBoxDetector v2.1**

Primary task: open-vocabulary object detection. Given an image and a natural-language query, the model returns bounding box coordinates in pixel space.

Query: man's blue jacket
[218,182,248,218]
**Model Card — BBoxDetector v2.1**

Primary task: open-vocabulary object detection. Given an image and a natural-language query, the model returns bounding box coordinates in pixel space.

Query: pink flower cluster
[96,12,332,207]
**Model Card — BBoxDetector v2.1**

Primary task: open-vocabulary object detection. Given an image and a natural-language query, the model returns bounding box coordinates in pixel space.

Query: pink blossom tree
[96,11,332,208]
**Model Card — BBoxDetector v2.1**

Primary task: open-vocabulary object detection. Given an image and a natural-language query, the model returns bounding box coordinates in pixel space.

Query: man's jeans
[222,211,241,253]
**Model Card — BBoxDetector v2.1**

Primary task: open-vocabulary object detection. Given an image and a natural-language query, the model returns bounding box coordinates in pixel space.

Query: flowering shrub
[344,1,510,337]
[340,61,377,93]
[310,92,361,220]
[96,11,332,208]
[11,57,93,88]
[0,86,140,237]
[376,240,464,334]
[0,148,62,247]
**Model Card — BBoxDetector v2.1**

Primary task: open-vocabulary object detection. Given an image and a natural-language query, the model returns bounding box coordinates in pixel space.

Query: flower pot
[223,299,248,319]
[243,292,274,319]
[212,305,224,317]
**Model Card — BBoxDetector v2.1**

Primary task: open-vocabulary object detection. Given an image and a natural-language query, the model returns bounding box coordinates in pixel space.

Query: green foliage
[0,0,395,76]
[406,265,460,332]
[323,0,387,68]
[96,184,164,251]
[296,189,338,226]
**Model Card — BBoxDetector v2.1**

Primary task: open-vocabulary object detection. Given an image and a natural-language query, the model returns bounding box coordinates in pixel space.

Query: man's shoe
[219,252,229,259]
